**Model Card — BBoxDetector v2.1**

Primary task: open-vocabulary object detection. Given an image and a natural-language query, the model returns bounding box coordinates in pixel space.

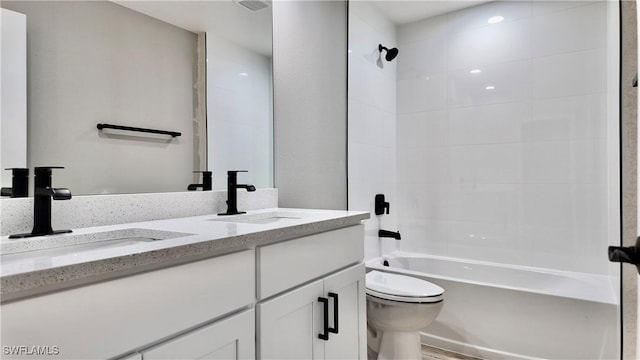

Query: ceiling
[113,0,491,56]
[113,0,273,56]
[370,0,491,25]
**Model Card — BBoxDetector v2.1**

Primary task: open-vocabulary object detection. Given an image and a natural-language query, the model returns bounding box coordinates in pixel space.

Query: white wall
[206,33,273,190]
[394,1,612,274]
[273,0,348,210]
[348,2,398,260]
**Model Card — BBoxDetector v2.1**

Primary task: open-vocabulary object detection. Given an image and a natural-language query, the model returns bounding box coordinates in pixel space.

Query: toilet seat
[366,270,444,303]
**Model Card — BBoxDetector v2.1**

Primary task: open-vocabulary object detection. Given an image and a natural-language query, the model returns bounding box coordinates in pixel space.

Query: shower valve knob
[375,194,390,215]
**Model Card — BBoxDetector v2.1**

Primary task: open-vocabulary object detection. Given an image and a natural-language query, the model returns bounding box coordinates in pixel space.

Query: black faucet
[219,170,256,216]
[10,167,72,238]
[379,229,401,240]
[187,171,212,191]
[1,168,29,198]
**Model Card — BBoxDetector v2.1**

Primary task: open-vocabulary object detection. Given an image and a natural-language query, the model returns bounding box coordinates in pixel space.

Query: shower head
[378,44,399,62]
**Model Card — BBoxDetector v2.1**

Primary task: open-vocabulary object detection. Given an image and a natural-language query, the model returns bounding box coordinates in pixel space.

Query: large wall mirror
[0,0,273,195]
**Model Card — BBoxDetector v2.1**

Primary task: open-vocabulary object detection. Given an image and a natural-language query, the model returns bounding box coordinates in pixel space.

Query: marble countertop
[0,208,369,302]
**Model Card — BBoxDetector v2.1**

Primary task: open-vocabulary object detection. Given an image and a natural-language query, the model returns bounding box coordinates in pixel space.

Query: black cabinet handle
[328,292,339,334]
[318,297,329,341]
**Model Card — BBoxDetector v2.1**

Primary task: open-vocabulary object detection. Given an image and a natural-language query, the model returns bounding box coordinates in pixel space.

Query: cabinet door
[323,264,367,360]
[143,309,255,360]
[258,279,325,360]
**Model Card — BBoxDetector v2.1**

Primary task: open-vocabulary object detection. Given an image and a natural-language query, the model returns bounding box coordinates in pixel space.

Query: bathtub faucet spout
[379,229,401,240]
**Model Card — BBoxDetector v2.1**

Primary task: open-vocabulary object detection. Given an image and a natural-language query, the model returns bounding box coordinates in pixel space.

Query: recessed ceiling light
[485,85,495,90]
[488,15,504,24]
[470,69,482,74]
[239,72,249,77]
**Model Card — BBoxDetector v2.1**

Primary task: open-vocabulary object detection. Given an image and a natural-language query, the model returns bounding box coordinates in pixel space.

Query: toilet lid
[366,270,444,303]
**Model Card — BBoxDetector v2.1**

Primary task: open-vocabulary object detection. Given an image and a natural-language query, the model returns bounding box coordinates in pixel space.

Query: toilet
[365,270,444,360]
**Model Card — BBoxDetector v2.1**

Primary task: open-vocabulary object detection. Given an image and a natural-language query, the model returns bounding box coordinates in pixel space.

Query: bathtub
[366,251,619,360]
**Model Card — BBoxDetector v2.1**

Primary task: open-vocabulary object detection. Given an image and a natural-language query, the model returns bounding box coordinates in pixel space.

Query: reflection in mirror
[0,0,273,195]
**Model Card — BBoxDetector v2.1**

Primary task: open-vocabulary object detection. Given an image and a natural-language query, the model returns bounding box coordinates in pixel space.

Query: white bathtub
[366,251,619,360]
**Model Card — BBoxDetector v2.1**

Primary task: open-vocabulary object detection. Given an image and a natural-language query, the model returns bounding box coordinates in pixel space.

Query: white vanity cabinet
[141,309,255,360]
[1,250,255,360]
[256,225,366,360]
[1,214,369,360]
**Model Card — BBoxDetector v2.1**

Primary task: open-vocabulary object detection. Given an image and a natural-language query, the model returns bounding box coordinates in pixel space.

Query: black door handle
[609,237,640,274]
[318,296,329,341]
[328,292,339,334]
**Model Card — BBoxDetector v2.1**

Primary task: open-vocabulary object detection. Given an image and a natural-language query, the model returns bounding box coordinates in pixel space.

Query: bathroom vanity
[0,208,369,360]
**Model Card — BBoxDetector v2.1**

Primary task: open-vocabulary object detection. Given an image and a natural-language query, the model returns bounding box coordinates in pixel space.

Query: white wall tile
[526,184,607,273]
[449,102,526,145]
[523,141,571,183]
[532,1,599,17]
[349,14,381,63]
[448,17,532,70]
[397,26,448,79]
[398,12,448,45]
[446,1,532,35]
[450,144,522,184]
[349,55,396,112]
[349,99,395,147]
[533,2,606,57]
[397,183,449,221]
[397,219,449,256]
[397,147,449,184]
[348,1,397,261]
[522,184,571,228]
[447,221,530,266]
[527,93,606,142]
[526,223,574,270]
[397,110,448,149]
[570,140,606,184]
[351,0,397,43]
[397,73,447,113]
[569,94,607,140]
[533,48,607,99]
[526,98,572,142]
[571,184,607,254]
[349,143,396,185]
[447,184,520,224]
[448,60,532,107]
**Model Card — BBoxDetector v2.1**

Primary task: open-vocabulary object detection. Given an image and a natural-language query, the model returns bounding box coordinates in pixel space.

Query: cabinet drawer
[257,225,363,299]
[143,309,255,359]
[1,250,255,360]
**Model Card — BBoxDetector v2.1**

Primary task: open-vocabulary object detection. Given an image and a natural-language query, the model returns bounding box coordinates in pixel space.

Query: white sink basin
[208,211,315,224]
[1,228,192,264]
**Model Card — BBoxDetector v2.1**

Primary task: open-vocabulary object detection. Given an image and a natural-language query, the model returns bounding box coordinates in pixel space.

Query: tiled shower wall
[349,1,616,275]
[348,2,398,260]
[396,1,611,274]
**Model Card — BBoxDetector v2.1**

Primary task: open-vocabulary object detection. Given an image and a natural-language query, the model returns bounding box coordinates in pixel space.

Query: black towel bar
[97,123,181,137]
